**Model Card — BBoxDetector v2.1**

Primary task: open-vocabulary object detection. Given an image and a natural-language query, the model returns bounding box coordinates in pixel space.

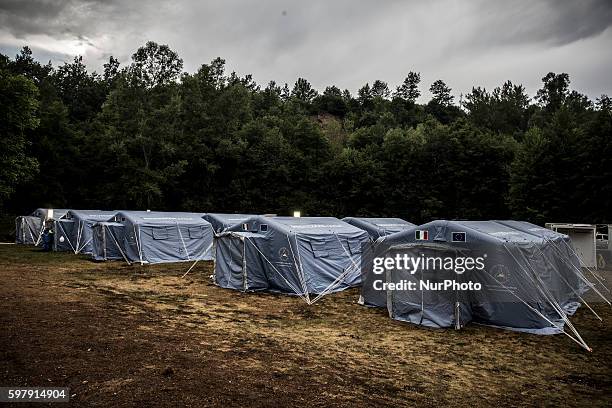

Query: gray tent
[91,211,214,264]
[495,220,610,300]
[360,220,602,350]
[343,217,415,240]
[15,208,68,246]
[54,210,117,254]
[203,213,255,234]
[214,216,371,303]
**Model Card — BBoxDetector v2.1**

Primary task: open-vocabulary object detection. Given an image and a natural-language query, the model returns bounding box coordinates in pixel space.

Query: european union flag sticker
[451,232,466,242]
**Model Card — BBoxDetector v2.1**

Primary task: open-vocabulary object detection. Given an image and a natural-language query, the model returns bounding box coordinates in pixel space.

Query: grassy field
[0,245,611,407]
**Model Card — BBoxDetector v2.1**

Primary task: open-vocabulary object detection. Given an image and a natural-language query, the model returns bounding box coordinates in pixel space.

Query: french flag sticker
[415,230,429,240]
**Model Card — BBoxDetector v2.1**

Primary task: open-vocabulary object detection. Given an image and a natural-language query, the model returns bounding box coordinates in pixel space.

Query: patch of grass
[0,244,94,265]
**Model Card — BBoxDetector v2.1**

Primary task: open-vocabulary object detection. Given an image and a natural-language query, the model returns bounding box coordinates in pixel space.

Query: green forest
[1,41,611,225]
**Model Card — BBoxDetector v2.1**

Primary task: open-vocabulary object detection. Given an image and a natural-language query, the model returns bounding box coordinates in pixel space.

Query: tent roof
[343,217,415,234]
[113,211,209,226]
[382,220,555,246]
[31,208,69,219]
[203,213,257,232]
[239,216,366,235]
[346,217,414,227]
[64,210,117,221]
[495,220,568,240]
[204,213,256,223]
[425,220,548,244]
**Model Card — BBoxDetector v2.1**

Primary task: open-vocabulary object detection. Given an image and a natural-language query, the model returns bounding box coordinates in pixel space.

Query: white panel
[547,223,597,268]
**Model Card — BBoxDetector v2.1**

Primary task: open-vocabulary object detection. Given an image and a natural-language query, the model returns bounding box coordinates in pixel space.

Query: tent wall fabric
[15,215,42,245]
[54,210,117,254]
[360,220,594,344]
[91,211,214,264]
[342,217,415,240]
[214,216,371,303]
[15,208,69,246]
[203,213,256,234]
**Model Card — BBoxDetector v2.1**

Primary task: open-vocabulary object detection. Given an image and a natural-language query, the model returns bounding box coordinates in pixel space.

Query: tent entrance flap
[215,235,246,290]
[385,243,472,329]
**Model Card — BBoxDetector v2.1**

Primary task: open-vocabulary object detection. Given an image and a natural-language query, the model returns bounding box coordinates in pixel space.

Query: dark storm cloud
[0,0,68,17]
[0,0,610,100]
[469,0,612,47]
[0,0,93,37]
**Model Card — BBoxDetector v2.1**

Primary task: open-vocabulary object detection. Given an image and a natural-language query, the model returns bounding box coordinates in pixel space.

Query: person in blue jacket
[41,221,54,252]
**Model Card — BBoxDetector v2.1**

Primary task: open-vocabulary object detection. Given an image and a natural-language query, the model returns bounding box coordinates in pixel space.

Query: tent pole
[242,235,309,303]
[532,244,603,320]
[287,233,310,303]
[242,237,248,291]
[503,244,591,351]
[182,242,213,278]
[558,238,610,293]
[133,225,144,265]
[106,224,131,265]
[102,225,107,260]
[75,220,81,254]
[57,220,76,253]
[26,218,35,244]
[35,221,45,246]
[488,255,591,351]
[545,237,611,303]
[176,222,190,261]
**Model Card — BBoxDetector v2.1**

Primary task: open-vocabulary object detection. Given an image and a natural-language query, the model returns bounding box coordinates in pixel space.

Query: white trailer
[595,224,611,269]
[545,223,597,268]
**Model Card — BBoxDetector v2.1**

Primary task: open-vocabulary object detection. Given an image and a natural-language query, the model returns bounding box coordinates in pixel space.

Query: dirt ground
[0,245,611,407]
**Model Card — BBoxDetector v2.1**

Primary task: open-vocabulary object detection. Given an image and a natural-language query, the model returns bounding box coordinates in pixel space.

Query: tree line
[1,42,611,225]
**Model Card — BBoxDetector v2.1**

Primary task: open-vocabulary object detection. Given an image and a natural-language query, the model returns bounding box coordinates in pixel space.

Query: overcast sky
[1,0,611,102]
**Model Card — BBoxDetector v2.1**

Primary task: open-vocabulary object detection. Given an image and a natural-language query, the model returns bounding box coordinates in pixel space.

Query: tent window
[310,240,329,258]
[188,227,203,239]
[152,227,169,240]
[260,224,268,232]
[242,223,249,231]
